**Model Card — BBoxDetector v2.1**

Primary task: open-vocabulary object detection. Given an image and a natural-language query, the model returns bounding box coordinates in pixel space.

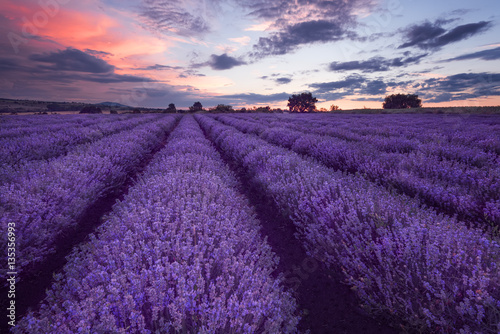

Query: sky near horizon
[0,0,499,109]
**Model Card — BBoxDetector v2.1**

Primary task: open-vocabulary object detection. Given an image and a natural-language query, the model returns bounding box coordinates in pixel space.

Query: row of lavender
[236,113,500,157]
[314,114,500,156]
[0,115,180,284]
[228,113,500,180]
[0,115,163,186]
[196,114,500,333]
[0,114,106,131]
[233,113,499,175]
[226,113,500,171]
[14,115,299,333]
[1,114,160,167]
[216,114,500,228]
[0,114,131,139]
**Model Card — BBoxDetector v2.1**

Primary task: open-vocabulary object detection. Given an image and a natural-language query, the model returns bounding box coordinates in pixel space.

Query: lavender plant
[0,114,130,139]
[14,115,299,333]
[213,114,500,229]
[0,116,179,284]
[196,114,500,333]
[0,114,161,167]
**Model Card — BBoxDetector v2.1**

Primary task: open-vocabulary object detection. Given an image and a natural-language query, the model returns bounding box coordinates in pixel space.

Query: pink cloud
[2,1,172,73]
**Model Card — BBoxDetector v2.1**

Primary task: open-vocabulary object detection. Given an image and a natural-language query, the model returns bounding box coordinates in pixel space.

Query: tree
[383,94,422,109]
[255,106,271,113]
[210,104,233,113]
[79,105,102,114]
[330,104,341,111]
[287,92,318,113]
[132,108,141,114]
[189,101,203,112]
[164,103,177,113]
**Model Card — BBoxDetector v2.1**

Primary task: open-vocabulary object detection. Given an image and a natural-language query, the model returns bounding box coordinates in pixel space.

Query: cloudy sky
[1,0,499,109]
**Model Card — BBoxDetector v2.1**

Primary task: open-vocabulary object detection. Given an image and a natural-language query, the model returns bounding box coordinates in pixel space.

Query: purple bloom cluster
[0,114,161,176]
[0,114,126,139]
[1,115,179,283]
[196,114,500,333]
[212,114,500,228]
[14,115,299,333]
[0,114,102,134]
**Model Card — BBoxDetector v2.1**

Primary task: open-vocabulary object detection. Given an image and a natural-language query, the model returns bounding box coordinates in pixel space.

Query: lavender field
[1,113,500,333]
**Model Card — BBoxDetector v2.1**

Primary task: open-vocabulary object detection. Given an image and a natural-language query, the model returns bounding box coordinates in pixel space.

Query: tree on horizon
[164,103,177,113]
[383,94,422,109]
[287,92,318,113]
[189,101,203,112]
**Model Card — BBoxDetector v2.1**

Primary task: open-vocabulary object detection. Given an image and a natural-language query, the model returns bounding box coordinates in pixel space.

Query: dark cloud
[238,0,371,22]
[399,21,445,48]
[309,71,500,103]
[29,48,115,73]
[206,53,247,70]
[446,46,500,61]
[275,77,292,84]
[76,73,154,84]
[139,0,372,57]
[436,22,491,46]
[178,69,206,78]
[399,20,492,50]
[309,74,392,100]
[286,20,345,43]
[423,72,500,92]
[252,20,352,57]
[238,1,288,19]
[364,80,387,95]
[84,49,113,58]
[243,0,373,57]
[329,58,389,72]
[416,72,500,102]
[139,0,211,37]
[424,93,456,103]
[25,71,154,84]
[309,74,365,93]
[0,57,26,72]
[328,54,427,73]
[1,48,154,85]
[260,73,292,84]
[133,64,183,71]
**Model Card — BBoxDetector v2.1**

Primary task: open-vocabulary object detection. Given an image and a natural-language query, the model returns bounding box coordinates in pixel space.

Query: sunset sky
[1,0,499,109]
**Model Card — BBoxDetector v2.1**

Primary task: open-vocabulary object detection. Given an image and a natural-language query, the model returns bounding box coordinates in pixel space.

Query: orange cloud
[3,1,172,74]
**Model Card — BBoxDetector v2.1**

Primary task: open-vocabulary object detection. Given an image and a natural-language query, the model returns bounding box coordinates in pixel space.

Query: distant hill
[0,98,134,113]
[97,102,131,108]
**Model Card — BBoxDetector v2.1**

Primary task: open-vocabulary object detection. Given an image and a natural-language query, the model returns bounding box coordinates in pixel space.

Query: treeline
[1,92,427,115]
[162,102,287,114]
